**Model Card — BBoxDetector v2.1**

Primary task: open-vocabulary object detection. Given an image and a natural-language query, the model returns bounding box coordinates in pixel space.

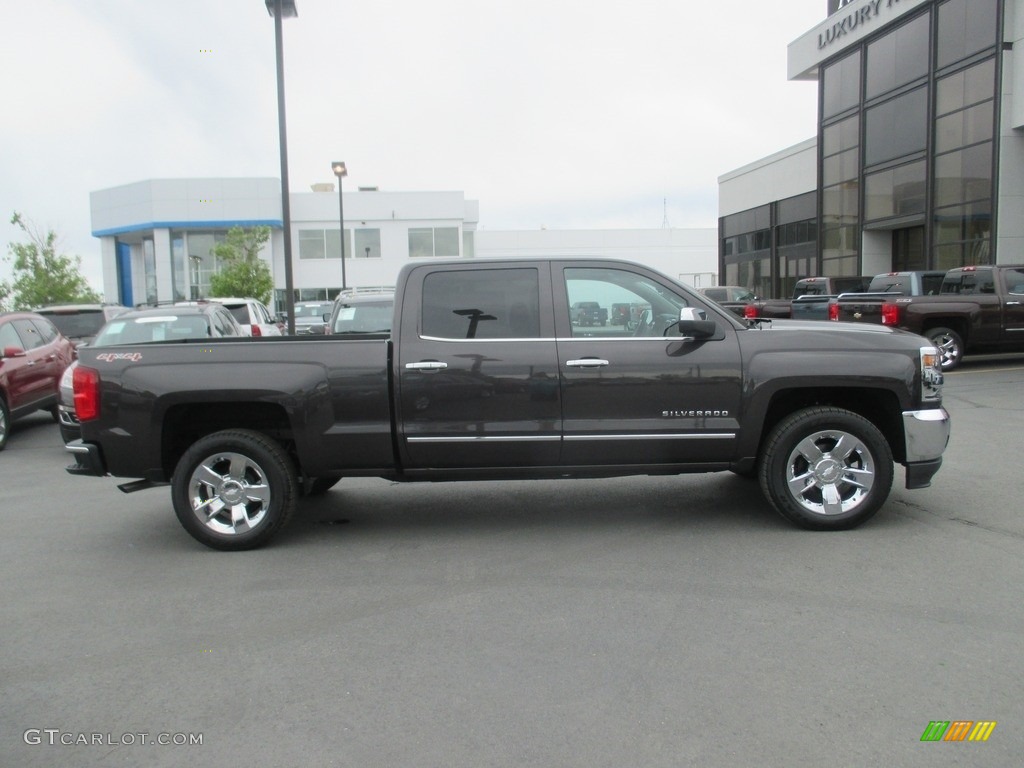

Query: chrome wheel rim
[930,332,960,369]
[785,429,875,516]
[187,451,271,535]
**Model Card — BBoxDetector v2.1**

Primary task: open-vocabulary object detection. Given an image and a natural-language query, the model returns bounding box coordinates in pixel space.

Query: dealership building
[89,179,717,312]
[719,0,1024,299]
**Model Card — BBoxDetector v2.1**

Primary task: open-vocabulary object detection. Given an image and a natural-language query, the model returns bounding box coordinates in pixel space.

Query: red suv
[0,311,75,450]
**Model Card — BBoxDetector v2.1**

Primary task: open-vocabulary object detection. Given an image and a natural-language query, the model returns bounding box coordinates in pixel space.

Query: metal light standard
[332,161,348,292]
[265,0,298,334]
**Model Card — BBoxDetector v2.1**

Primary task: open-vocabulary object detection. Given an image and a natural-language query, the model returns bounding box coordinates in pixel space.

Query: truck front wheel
[925,326,963,371]
[758,407,893,530]
[171,429,298,550]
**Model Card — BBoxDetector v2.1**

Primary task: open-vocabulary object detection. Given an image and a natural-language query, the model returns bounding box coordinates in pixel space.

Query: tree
[208,226,273,304]
[2,212,101,309]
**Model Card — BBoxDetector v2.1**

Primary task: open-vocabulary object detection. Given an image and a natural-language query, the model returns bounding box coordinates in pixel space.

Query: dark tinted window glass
[936,58,996,116]
[777,192,817,224]
[823,115,859,157]
[12,319,45,350]
[422,269,540,339]
[866,13,930,99]
[934,142,993,206]
[865,86,928,165]
[31,318,58,343]
[935,101,994,154]
[937,0,999,68]
[823,50,861,118]
[1002,270,1024,295]
[865,160,927,220]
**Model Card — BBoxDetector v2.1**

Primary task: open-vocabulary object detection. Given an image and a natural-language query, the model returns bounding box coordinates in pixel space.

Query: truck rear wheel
[758,407,893,531]
[171,429,298,550]
[925,326,963,371]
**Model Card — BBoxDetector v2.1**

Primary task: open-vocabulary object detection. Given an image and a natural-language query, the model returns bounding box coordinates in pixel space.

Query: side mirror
[677,307,716,339]
[2,346,26,359]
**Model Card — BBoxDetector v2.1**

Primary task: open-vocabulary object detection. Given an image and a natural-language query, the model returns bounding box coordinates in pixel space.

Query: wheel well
[760,388,905,463]
[161,402,294,478]
[920,317,967,343]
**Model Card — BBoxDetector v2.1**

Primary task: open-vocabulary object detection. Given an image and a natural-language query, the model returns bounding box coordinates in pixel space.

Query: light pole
[332,161,348,292]
[265,0,298,334]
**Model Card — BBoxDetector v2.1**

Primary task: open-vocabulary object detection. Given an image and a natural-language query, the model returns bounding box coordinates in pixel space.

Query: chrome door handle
[565,358,609,368]
[405,361,448,370]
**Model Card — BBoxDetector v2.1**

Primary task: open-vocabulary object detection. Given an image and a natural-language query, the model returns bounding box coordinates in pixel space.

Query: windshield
[92,315,211,345]
[331,301,393,334]
[40,311,106,339]
[294,303,333,321]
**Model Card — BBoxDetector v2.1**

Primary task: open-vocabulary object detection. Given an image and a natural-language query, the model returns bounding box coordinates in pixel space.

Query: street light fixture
[332,161,348,292]
[265,0,298,334]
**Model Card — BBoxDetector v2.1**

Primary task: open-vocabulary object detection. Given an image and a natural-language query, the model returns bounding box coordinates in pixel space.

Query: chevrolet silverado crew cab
[66,258,950,550]
[832,265,1024,370]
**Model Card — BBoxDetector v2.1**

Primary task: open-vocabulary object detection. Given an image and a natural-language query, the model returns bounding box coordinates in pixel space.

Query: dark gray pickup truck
[67,258,950,550]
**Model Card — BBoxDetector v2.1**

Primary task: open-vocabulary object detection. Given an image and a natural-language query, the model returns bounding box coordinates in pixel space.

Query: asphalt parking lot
[2,355,1023,767]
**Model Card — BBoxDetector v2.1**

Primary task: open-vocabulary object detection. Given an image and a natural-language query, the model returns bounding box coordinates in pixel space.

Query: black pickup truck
[832,271,947,324]
[833,265,1024,370]
[746,276,874,320]
[66,258,950,550]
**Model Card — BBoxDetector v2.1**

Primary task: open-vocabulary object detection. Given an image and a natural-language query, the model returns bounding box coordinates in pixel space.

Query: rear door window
[421,268,540,339]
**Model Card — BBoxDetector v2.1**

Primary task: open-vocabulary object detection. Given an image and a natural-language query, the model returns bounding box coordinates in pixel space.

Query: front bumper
[902,408,951,489]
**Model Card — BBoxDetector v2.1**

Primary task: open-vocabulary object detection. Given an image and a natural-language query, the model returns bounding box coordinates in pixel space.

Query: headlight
[920,346,943,403]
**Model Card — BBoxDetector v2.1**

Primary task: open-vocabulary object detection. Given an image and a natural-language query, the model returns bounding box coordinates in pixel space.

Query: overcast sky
[1,0,828,290]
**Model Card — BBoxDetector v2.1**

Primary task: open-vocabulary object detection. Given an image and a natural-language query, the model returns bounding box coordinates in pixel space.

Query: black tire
[758,407,893,531]
[304,473,342,496]
[49,405,60,423]
[171,429,297,550]
[925,326,964,371]
[0,398,9,451]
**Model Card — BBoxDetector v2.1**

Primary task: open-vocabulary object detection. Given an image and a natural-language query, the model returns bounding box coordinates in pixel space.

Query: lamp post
[265,0,298,334]
[332,161,348,292]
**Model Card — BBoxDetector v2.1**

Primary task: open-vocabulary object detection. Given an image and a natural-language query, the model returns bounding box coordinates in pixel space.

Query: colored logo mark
[920,721,997,742]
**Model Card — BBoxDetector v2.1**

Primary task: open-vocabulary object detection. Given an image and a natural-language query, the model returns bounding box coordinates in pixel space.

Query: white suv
[208,298,282,337]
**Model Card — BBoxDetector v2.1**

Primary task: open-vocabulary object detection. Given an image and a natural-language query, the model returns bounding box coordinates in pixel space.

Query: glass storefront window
[409,228,434,258]
[822,115,859,157]
[936,58,995,116]
[822,255,859,277]
[935,101,994,154]
[822,181,859,222]
[865,13,930,99]
[864,161,926,220]
[143,238,157,305]
[865,86,928,165]
[434,227,460,257]
[823,148,859,187]
[934,142,993,207]
[299,229,326,260]
[823,50,861,118]
[409,227,461,258]
[937,0,998,69]
[354,228,381,259]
